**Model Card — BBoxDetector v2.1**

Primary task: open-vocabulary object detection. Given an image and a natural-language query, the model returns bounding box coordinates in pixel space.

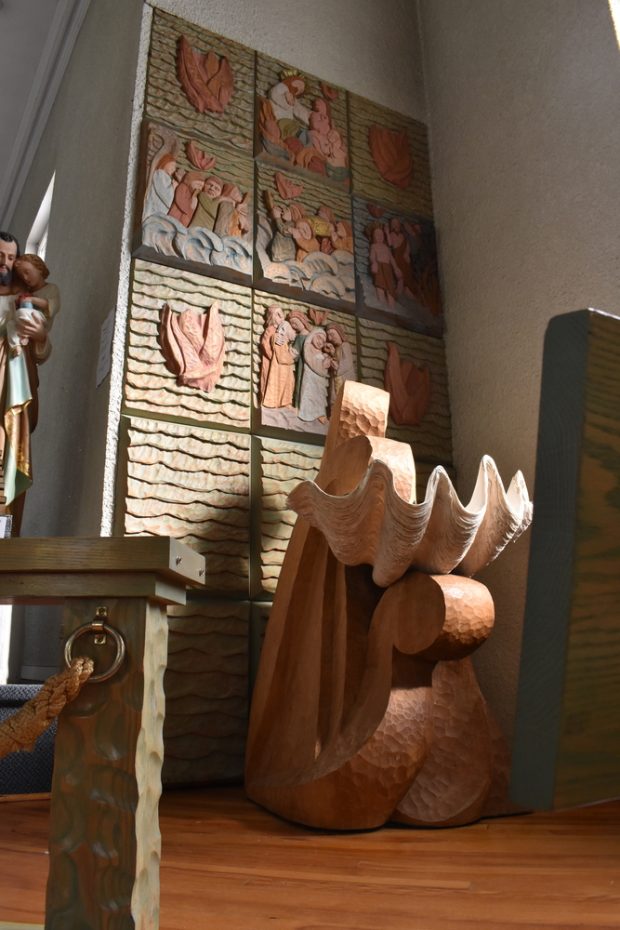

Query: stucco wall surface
[9,0,143,537]
[149,0,427,120]
[419,0,620,737]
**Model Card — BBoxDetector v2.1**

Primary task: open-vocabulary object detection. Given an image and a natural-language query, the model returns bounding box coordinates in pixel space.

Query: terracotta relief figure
[0,236,60,532]
[143,153,178,221]
[260,305,299,409]
[297,329,331,423]
[177,35,234,114]
[369,226,401,308]
[159,301,225,393]
[384,341,431,427]
[368,124,413,189]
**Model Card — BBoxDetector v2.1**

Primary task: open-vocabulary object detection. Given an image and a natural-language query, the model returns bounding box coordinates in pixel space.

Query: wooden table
[0,536,205,930]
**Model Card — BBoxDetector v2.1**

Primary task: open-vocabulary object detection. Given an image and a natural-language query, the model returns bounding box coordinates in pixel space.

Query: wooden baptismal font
[246,381,532,829]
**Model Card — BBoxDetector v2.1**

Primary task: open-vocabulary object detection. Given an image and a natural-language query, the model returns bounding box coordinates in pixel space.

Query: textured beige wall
[152,0,427,120]
[419,0,620,736]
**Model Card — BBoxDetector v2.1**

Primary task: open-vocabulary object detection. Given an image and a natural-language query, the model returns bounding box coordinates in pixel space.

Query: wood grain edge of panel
[510,309,590,810]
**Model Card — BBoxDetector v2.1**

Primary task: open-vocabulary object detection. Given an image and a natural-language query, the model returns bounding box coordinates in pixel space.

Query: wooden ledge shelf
[0,536,205,930]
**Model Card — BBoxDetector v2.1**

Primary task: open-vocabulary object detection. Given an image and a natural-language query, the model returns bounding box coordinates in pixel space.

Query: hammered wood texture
[258,437,323,595]
[125,260,252,429]
[46,597,167,930]
[145,9,255,152]
[246,382,515,831]
[163,601,249,785]
[358,317,452,461]
[120,416,250,595]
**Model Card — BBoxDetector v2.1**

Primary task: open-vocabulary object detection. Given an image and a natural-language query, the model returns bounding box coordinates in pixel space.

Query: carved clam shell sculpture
[288,453,532,587]
[246,382,533,831]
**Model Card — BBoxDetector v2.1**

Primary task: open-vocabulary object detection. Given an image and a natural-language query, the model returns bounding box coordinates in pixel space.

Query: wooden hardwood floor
[1,788,619,929]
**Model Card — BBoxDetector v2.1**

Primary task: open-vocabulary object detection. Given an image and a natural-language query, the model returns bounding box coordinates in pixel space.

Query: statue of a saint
[0,232,60,534]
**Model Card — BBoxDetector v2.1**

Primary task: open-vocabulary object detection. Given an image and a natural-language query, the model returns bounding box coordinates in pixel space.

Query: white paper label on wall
[97,307,116,387]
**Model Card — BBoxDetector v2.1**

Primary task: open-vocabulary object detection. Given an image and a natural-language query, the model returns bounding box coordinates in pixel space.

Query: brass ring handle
[64,620,126,684]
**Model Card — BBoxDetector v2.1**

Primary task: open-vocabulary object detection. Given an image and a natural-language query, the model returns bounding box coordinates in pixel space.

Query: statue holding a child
[0,231,60,534]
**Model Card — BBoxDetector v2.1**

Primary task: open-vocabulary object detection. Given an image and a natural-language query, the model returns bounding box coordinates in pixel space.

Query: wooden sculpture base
[246,382,519,831]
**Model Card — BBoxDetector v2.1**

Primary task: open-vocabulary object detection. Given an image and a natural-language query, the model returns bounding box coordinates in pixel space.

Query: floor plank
[0,788,619,928]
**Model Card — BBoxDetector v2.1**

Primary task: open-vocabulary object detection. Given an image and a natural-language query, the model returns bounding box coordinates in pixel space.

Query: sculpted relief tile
[125,259,252,430]
[119,416,251,596]
[255,52,350,190]
[135,121,253,282]
[252,289,357,437]
[146,9,254,152]
[349,94,433,217]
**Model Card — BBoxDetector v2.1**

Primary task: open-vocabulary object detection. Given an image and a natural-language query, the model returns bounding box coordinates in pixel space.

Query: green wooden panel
[511,309,620,809]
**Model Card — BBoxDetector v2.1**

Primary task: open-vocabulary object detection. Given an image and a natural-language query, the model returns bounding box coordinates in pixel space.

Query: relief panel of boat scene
[145,9,254,153]
[253,290,358,436]
[255,52,350,190]
[135,121,253,282]
[349,94,433,217]
[255,162,355,308]
[353,197,443,336]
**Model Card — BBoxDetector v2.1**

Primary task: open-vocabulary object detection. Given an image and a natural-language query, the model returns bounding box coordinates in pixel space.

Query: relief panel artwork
[257,436,323,596]
[253,289,358,436]
[136,122,253,281]
[124,259,252,430]
[358,318,452,463]
[353,198,443,336]
[119,416,251,595]
[145,9,254,153]
[255,53,350,190]
[349,94,433,217]
[255,162,355,307]
[164,600,250,785]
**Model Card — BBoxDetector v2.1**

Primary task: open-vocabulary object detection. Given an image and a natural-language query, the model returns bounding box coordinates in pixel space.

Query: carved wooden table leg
[45,597,168,930]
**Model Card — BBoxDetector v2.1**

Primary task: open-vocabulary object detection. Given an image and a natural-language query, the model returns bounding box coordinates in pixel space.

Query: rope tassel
[0,657,94,759]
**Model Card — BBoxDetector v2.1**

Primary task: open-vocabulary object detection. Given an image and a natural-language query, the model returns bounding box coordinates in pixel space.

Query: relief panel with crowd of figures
[255,52,350,190]
[252,289,357,436]
[136,121,253,282]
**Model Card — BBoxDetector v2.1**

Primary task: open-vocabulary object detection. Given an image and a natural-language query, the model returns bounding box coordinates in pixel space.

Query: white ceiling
[0,0,91,227]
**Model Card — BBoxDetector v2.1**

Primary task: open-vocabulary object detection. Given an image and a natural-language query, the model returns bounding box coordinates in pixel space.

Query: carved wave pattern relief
[142,213,252,275]
[358,318,452,462]
[122,417,251,594]
[125,260,252,428]
[163,602,249,784]
[145,9,255,151]
[259,437,323,594]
